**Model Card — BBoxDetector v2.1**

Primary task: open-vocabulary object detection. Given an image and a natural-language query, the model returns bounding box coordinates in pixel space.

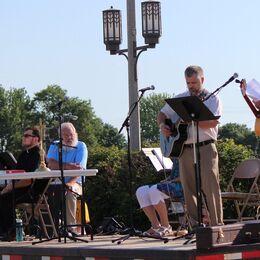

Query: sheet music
[152,148,173,170]
[142,148,172,172]
[246,78,260,100]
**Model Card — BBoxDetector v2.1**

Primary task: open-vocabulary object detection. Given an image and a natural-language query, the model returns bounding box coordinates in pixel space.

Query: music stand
[164,96,219,242]
[0,152,18,240]
[0,151,17,170]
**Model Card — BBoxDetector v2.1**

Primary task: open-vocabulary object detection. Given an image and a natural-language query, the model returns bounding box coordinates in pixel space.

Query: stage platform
[0,234,260,260]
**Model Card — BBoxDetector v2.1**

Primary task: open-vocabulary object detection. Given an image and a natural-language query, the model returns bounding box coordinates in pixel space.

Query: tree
[33,85,125,148]
[0,84,126,160]
[219,123,259,155]
[96,123,125,149]
[32,85,68,125]
[218,139,254,190]
[0,87,36,155]
[140,93,171,146]
[217,139,255,220]
[86,146,161,230]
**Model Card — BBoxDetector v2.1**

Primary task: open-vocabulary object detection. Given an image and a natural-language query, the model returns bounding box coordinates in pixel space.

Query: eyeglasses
[23,134,36,138]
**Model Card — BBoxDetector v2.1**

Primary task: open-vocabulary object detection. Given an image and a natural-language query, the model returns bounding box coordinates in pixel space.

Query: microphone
[235,79,242,84]
[203,73,239,101]
[218,73,239,89]
[64,112,78,121]
[226,73,239,84]
[50,96,69,109]
[139,85,155,93]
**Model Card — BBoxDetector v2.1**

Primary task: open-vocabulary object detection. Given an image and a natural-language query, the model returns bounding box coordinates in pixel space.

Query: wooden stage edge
[0,234,259,260]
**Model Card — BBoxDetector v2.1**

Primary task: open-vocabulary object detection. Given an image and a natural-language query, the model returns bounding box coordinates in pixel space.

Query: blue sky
[0,1,260,132]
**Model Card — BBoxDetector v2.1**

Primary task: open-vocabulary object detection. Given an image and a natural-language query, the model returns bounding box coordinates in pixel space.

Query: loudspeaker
[96,217,125,235]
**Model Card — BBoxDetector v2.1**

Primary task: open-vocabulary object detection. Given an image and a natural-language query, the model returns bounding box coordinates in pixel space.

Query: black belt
[184,139,215,148]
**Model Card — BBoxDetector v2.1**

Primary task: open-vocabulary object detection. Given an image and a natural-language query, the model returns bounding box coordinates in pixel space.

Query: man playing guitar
[158,65,223,229]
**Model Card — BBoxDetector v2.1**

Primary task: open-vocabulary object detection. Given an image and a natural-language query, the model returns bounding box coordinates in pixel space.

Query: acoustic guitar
[160,118,188,158]
[240,79,260,136]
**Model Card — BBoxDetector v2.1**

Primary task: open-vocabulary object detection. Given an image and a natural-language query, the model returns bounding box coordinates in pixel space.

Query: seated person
[0,127,43,240]
[47,122,88,235]
[136,158,185,237]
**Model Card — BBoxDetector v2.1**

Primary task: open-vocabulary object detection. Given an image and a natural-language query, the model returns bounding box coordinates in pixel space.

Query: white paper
[142,148,173,172]
[246,78,260,100]
[152,148,173,170]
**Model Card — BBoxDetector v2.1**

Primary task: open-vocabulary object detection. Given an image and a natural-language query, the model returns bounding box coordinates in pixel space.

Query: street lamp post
[103,1,161,151]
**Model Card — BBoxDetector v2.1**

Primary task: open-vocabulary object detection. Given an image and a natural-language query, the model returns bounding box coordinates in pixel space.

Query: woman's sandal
[142,226,161,236]
[156,225,174,237]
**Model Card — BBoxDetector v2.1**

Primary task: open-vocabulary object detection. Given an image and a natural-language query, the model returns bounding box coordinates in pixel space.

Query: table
[0,169,98,180]
[0,169,98,238]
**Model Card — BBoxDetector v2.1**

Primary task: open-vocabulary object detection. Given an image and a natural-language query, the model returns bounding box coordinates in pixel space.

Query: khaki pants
[66,183,82,230]
[179,143,223,226]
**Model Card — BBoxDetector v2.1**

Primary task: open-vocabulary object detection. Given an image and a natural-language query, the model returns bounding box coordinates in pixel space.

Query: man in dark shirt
[0,127,41,239]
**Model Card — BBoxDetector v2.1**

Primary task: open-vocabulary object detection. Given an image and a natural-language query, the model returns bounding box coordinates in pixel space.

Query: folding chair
[74,176,93,239]
[167,196,192,234]
[16,178,58,239]
[221,158,260,222]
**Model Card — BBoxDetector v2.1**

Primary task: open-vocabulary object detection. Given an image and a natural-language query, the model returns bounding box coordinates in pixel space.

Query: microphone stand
[112,91,146,244]
[203,75,237,101]
[33,104,88,244]
[57,109,69,243]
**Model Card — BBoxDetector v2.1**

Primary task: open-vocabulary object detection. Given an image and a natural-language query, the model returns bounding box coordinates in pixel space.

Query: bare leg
[153,201,169,227]
[142,201,169,228]
[136,185,170,229]
[142,206,161,228]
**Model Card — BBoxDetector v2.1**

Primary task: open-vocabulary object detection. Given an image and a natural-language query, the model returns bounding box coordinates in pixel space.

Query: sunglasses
[23,134,36,138]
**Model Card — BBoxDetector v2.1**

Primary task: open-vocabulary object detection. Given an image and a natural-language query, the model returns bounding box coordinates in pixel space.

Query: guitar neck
[243,93,260,118]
